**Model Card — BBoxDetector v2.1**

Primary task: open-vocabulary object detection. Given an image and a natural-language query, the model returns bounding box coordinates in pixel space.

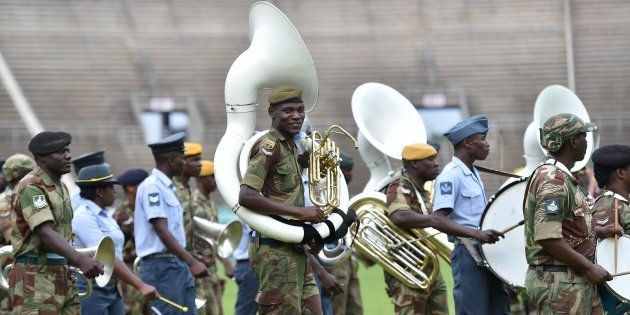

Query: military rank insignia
[33,195,47,209]
[400,186,411,195]
[261,138,275,156]
[545,198,561,215]
[148,193,160,206]
[440,182,453,195]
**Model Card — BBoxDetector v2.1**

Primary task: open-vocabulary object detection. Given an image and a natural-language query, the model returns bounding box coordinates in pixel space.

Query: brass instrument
[0,236,115,298]
[308,125,358,215]
[193,217,243,259]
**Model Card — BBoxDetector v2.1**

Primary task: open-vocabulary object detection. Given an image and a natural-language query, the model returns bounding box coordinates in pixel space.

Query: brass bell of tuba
[0,236,115,299]
[193,217,243,259]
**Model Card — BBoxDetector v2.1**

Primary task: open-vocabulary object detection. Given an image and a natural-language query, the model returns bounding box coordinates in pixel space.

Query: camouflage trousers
[325,259,363,315]
[384,272,448,315]
[119,277,146,315]
[8,263,80,315]
[525,268,603,315]
[195,263,225,315]
[249,242,322,315]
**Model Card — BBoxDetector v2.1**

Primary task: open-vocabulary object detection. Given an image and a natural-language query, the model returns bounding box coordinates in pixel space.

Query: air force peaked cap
[148,132,186,154]
[592,145,630,169]
[71,150,105,172]
[75,164,119,187]
[28,131,72,155]
[444,115,489,145]
[117,168,149,186]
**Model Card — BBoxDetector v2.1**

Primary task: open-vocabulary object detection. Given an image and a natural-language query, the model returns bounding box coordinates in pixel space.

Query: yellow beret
[200,160,214,176]
[268,85,303,106]
[401,143,437,160]
[184,142,202,157]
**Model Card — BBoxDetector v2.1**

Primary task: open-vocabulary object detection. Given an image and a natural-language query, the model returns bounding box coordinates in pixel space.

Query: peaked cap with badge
[541,113,597,153]
[444,115,489,145]
[148,132,186,154]
[75,164,120,187]
[71,150,106,173]
[27,131,72,155]
[2,154,35,183]
[268,85,303,106]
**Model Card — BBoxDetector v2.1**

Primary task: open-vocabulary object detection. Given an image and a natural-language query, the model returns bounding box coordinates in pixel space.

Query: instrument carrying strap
[456,237,484,266]
[475,165,521,179]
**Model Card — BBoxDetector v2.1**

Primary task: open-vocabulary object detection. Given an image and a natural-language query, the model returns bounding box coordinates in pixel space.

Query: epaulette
[261,138,276,156]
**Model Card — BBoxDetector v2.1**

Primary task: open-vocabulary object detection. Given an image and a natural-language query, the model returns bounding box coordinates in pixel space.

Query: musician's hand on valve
[296,206,325,223]
[77,256,104,279]
[586,264,612,284]
[189,259,209,278]
[595,225,624,239]
[475,229,504,244]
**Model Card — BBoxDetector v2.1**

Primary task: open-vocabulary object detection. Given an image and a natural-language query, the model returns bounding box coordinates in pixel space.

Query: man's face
[466,134,490,160]
[269,102,305,136]
[340,167,353,184]
[171,151,185,175]
[620,165,630,192]
[416,155,440,181]
[198,175,217,193]
[571,132,588,161]
[183,154,202,177]
[123,184,139,199]
[40,146,72,176]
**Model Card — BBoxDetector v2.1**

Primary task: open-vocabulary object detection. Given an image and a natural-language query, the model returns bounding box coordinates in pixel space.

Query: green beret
[339,152,354,169]
[268,85,303,106]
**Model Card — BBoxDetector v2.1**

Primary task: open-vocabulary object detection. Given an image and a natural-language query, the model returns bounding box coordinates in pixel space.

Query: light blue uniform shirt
[72,199,124,259]
[231,218,252,261]
[433,156,487,228]
[134,168,186,258]
[70,186,84,210]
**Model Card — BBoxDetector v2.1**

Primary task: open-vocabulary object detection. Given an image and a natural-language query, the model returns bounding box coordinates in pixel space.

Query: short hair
[79,186,98,200]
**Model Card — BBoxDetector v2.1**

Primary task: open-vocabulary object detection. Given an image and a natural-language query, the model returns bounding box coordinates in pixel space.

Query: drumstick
[612,271,630,277]
[500,220,525,235]
[614,198,619,273]
[159,296,189,312]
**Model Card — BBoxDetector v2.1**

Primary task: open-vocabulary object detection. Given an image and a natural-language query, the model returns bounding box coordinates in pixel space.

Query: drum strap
[456,237,484,266]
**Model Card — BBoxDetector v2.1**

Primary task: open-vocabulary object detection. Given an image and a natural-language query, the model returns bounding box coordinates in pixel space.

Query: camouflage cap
[2,153,35,183]
[541,113,597,153]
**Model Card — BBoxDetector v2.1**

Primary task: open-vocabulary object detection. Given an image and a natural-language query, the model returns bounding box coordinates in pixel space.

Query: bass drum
[480,177,528,288]
[596,235,630,304]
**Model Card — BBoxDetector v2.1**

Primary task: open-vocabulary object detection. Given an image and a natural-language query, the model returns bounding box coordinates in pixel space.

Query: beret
[444,115,488,145]
[117,168,149,186]
[402,143,437,160]
[268,85,303,106]
[339,152,354,169]
[592,145,630,169]
[28,131,72,155]
[199,160,214,176]
[184,142,202,157]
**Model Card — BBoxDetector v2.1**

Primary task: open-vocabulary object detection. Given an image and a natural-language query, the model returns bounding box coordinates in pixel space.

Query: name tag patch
[148,193,160,206]
[545,198,561,215]
[440,182,453,195]
[33,195,47,209]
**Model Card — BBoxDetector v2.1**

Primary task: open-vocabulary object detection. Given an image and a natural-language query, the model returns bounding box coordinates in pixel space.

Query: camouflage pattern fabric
[195,265,224,315]
[241,127,305,208]
[525,268,603,315]
[113,202,145,315]
[592,191,630,235]
[381,173,447,314]
[540,113,597,153]
[0,190,12,244]
[326,259,363,315]
[174,176,195,251]
[249,242,322,315]
[1,154,35,184]
[524,162,596,266]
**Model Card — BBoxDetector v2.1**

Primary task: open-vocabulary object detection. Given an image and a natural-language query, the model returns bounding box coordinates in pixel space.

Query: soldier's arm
[239,185,315,219]
[538,239,611,284]
[306,249,343,296]
[150,218,208,278]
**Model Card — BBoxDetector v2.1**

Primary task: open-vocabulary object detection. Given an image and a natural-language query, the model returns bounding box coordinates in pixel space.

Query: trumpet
[0,236,115,298]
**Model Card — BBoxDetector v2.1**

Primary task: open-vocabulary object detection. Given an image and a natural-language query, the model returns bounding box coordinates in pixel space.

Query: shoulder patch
[400,185,411,195]
[440,182,453,195]
[545,198,561,215]
[261,138,276,156]
[148,193,160,206]
[596,218,609,225]
[33,195,47,209]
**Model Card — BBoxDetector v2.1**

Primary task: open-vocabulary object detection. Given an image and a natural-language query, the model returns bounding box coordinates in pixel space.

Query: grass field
[219,259,455,315]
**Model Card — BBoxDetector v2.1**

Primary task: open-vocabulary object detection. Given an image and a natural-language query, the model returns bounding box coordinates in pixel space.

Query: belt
[236,259,249,263]
[529,265,584,276]
[16,255,67,266]
[254,237,302,249]
[143,252,176,260]
[453,237,478,246]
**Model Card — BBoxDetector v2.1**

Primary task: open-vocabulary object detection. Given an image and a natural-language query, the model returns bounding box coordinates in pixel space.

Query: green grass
[219,259,455,315]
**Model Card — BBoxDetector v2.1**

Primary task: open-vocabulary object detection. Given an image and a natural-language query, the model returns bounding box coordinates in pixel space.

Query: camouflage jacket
[113,201,136,263]
[241,127,304,208]
[11,167,73,257]
[174,176,195,250]
[524,159,596,265]
[592,190,630,236]
[384,174,433,217]
[192,188,217,222]
[0,189,12,244]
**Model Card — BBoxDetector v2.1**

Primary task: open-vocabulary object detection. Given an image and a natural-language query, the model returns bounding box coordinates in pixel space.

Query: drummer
[591,144,629,313]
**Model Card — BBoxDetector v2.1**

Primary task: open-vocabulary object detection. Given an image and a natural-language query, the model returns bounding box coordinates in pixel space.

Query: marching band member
[69,150,106,209]
[523,113,610,314]
[239,85,324,315]
[432,115,509,314]
[591,145,629,314]
[72,164,158,314]
[113,168,149,314]
[387,143,502,315]
[135,132,208,314]
[0,154,35,244]
[10,131,104,314]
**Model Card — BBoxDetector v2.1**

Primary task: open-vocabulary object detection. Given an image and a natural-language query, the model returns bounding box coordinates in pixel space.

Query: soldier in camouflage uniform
[10,131,103,314]
[114,168,149,315]
[239,85,324,315]
[524,113,611,315]
[591,145,630,314]
[384,143,502,315]
[175,143,224,315]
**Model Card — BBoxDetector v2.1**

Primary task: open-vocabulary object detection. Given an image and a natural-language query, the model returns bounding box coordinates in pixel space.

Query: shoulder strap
[397,176,429,215]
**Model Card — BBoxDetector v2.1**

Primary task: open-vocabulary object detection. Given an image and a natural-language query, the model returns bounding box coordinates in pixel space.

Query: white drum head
[480,179,528,288]
[596,235,630,303]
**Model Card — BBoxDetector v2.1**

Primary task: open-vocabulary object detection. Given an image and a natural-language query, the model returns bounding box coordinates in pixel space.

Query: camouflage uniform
[325,258,363,315]
[174,177,223,315]
[9,167,80,314]
[242,127,322,315]
[383,175,448,315]
[113,201,145,315]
